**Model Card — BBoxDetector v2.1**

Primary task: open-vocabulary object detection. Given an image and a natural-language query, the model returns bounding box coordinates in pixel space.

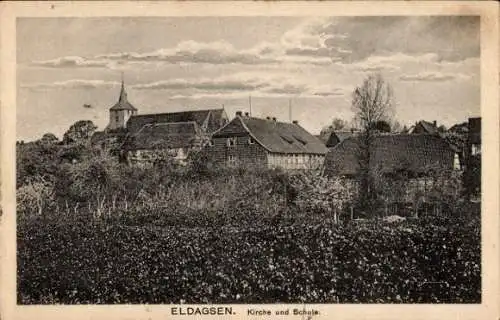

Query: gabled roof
[110,82,137,111]
[325,134,456,176]
[124,121,201,150]
[410,120,438,135]
[213,116,328,155]
[127,108,226,134]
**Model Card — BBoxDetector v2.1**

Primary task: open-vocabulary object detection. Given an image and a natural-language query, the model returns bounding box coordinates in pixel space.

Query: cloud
[316,16,479,63]
[31,56,112,68]
[28,41,279,69]
[98,40,278,65]
[334,52,440,72]
[133,72,349,99]
[131,77,268,92]
[26,16,479,73]
[312,88,348,97]
[21,79,120,90]
[264,84,308,95]
[25,19,341,69]
[399,71,470,82]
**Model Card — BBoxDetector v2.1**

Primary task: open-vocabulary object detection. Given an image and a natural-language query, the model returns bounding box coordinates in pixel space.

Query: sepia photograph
[1,1,499,320]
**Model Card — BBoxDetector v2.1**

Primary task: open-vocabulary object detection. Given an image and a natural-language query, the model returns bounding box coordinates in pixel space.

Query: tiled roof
[124,121,201,150]
[325,134,456,176]
[127,108,225,134]
[419,120,438,135]
[214,116,328,155]
[110,83,137,111]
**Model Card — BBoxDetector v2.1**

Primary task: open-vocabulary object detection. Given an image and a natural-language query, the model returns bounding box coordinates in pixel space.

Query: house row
[92,81,474,177]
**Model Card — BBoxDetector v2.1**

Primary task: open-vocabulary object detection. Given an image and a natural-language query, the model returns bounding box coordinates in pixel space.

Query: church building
[92,76,228,165]
[106,78,138,131]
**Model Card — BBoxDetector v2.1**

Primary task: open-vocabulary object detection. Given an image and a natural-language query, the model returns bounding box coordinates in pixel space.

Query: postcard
[1,1,498,320]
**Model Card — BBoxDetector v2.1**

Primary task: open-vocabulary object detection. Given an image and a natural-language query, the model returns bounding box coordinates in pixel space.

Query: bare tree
[351,73,394,214]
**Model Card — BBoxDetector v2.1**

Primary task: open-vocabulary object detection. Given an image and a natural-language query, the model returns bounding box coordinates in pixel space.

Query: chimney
[292,120,298,125]
[236,111,242,117]
[433,120,437,127]
[272,117,277,122]
[244,112,249,117]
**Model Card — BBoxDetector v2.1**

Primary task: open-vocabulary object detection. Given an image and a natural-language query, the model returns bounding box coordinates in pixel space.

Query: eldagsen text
[171,307,234,315]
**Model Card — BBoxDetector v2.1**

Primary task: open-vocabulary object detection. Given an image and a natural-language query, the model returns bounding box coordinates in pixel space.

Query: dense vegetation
[16,120,481,304]
[18,216,480,304]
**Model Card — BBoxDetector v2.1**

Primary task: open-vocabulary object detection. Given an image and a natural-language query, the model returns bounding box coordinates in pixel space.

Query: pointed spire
[119,71,127,102]
[110,71,137,111]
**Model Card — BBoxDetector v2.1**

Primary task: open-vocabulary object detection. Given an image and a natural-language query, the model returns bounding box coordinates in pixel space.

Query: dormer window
[280,135,294,144]
[227,137,236,147]
[208,140,214,147]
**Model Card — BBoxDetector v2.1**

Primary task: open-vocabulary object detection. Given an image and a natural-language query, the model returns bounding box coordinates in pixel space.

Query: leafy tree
[40,133,59,145]
[16,141,61,187]
[63,120,97,145]
[437,125,447,133]
[351,73,394,213]
[322,118,348,132]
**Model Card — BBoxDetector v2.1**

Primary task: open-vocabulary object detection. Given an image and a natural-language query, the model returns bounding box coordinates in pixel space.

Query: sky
[17,16,480,141]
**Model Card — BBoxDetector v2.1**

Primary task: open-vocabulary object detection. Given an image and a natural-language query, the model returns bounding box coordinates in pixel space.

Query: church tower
[106,75,138,131]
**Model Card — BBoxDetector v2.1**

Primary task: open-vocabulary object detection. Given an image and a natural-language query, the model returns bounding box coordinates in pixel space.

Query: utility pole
[289,98,292,122]
[249,95,252,116]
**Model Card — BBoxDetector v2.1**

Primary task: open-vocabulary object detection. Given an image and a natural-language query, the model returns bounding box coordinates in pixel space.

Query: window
[280,135,294,144]
[228,155,237,165]
[115,115,119,122]
[248,137,255,145]
[227,137,236,147]
[293,135,307,145]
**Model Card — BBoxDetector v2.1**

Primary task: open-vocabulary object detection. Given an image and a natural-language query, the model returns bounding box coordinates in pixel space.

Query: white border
[1,2,498,320]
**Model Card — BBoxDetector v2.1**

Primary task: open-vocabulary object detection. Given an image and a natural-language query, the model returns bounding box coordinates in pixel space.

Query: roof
[126,108,226,134]
[412,120,438,135]
[449,122,468,134]
[214,116,328,155]
[468,117,481,144]
[110,82,137,111]
[325,131,355,147]
[125,121,201,150]
[325,134,456,176]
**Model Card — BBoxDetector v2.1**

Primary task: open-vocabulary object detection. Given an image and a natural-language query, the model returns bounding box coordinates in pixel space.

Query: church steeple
[118,72,128,103]
[106,72,138,131]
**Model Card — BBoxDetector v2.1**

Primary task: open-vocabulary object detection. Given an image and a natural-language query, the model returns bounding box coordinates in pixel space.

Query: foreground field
[17,216,480,304]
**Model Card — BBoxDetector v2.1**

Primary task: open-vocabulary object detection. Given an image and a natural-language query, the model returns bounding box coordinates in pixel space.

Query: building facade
[203,112,328,170]
[123,109,229,165]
